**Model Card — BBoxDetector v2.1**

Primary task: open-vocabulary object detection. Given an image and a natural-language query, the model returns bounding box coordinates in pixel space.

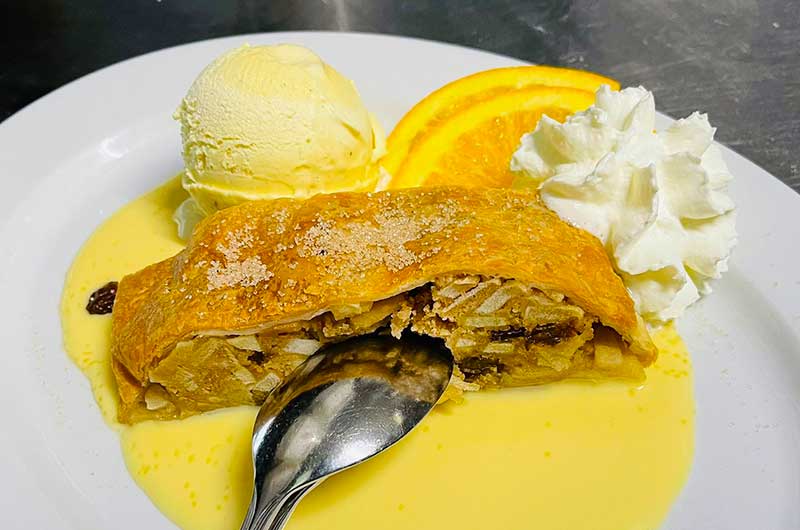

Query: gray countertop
[2,0,798,191]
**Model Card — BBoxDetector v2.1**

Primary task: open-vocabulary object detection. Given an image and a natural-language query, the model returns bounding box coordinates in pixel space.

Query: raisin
[491,324,576,345]
[86,281,118,315]
[489,327,527,341]
[459,356,503,381]
[527,322,576,345]
[247,351,266,364]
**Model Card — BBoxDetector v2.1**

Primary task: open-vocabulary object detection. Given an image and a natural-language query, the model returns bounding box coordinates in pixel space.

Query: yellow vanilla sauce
[61,178,694,530]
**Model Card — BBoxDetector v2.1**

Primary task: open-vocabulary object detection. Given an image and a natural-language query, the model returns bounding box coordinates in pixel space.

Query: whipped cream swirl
[511,86,736,322]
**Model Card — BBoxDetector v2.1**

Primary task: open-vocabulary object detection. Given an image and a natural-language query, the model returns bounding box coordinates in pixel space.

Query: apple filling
[130,274,645,421]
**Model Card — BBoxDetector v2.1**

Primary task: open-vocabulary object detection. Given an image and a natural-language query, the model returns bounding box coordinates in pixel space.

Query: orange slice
[383,66,618,176]
[389,87,596,189]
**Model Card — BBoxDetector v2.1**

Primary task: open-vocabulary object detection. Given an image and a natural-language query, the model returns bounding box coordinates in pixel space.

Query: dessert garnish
[512,86,736,322]
[381,66,618,188]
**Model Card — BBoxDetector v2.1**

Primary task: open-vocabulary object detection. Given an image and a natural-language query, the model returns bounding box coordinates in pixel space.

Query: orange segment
[389,87,596,189]
[383,66,618,176]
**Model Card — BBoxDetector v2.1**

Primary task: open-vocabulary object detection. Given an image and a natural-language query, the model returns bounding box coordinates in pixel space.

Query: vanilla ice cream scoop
[511,85,736,323]
[173,44,385,234]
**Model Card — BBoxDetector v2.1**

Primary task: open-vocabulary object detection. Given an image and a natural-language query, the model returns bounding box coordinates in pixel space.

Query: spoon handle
[241,480,321,530]
[265,481,320,530]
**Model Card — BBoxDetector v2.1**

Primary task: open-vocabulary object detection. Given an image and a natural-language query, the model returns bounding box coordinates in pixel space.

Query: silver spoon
[239,333,454,530]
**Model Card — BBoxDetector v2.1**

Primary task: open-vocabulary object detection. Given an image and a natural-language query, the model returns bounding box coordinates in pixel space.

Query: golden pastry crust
[111,186,656,420]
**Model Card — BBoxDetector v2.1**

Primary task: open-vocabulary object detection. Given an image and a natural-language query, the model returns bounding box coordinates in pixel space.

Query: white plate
[1,32,799,529]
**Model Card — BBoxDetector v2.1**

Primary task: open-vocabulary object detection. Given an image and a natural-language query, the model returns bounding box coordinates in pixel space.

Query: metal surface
[2,1,797,192]
[240,333,453,530]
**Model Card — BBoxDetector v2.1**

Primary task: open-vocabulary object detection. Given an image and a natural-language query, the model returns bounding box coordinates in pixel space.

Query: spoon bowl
[240,333,453,530]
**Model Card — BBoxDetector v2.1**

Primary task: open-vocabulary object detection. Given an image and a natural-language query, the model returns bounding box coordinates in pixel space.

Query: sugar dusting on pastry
[296,196,460,272]
[206,224,274,291]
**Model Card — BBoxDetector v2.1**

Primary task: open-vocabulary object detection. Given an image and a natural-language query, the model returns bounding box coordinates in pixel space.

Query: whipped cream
[511,85,736,322]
